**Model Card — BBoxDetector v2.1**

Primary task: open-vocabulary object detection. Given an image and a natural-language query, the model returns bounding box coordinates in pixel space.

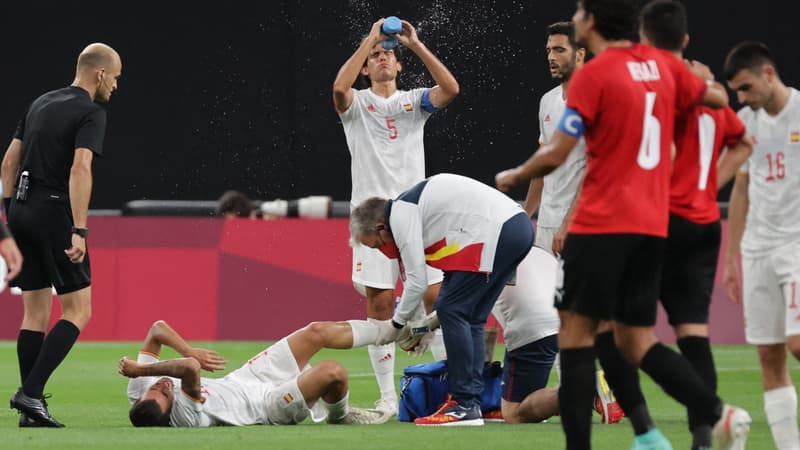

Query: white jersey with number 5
[340,88,433,206]
[537,85,587,229]
[738,88,800,258]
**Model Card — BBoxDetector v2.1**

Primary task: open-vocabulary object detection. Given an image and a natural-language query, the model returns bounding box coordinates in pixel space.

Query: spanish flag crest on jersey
[791,131,800,143]
[403,103,413,112]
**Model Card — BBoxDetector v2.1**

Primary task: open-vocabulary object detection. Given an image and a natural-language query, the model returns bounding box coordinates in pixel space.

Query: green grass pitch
[0,341,786,449]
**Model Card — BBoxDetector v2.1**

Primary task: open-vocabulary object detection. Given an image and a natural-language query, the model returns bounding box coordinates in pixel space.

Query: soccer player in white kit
[119,319,404,427]
[332,17,459,415]
[491,246,561,423]
[523,22,586,256]
[519,21,623,426]
[723,41,800,450]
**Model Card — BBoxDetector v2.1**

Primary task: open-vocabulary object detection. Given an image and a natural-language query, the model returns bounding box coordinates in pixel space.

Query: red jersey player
[495,1,751,449]
[641,2,752,450]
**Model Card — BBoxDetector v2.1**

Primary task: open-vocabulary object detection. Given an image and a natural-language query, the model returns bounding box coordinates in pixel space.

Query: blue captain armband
[557,107,585,138]
[420,89,438,113]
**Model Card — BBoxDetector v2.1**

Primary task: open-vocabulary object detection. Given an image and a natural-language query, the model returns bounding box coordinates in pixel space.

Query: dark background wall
[0,1,794,209]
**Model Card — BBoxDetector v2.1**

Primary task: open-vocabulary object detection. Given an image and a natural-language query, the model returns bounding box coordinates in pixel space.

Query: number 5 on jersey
[386,118,398,140]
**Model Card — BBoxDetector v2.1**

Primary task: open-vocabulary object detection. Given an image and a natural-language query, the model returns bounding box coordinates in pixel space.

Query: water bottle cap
[382,16,402,35]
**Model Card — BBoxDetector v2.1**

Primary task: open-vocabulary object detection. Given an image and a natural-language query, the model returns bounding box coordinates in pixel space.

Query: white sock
[347,320,379,348]
[325,390,350,423]
[431,328,447,360]
[765,386,800,450]
[367,341,396,400]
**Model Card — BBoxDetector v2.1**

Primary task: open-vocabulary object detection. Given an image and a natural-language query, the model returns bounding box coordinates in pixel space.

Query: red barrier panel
[0,217,361,341]
[215,218,364,340]
[0,217,746,344]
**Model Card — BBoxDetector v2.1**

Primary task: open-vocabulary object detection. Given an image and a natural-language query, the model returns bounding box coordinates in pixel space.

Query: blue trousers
[435,213,534,408]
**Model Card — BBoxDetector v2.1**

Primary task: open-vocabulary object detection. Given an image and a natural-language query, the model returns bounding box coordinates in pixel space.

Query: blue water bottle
[381,16,402,50]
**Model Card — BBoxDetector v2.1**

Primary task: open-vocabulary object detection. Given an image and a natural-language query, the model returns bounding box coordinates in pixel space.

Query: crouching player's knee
[316,360,348,385]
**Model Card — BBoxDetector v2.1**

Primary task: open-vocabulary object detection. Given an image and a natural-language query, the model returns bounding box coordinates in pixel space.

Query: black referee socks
[23,320,80,398]
[17,329,45,385]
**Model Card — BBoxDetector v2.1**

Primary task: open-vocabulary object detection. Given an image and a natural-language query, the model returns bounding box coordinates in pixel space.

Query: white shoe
[330,407,390,425]
[712,404,751,450]
[374,397,398,417]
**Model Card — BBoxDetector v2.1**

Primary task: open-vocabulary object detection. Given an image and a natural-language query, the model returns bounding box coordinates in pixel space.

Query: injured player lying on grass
[118,313,436,427]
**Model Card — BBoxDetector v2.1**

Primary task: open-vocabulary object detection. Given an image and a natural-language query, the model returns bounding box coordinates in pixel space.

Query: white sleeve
[538,95,545,143]
[390,201,428,325]
[127,353,161,405]
[170,390,206,427]
[338,88,361,120]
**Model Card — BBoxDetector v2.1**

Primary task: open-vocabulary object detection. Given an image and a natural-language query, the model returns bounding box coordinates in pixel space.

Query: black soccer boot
[10,388,64,428]
[19,412,44,428]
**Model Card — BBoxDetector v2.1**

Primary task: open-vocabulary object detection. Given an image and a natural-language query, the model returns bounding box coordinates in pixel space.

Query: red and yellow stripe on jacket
[424,238,484,272]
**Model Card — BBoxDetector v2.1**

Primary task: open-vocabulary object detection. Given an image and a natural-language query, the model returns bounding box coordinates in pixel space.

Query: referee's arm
[68,148,93,229]
[0,223,22,281]
[0,138,23,281]
[1,138,23,209]
[65,148,93,264]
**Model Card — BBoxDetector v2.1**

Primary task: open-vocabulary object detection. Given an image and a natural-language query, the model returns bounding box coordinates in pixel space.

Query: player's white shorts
[742,242,800,345]
[352,245,443,293]
[229,338,326,424]
[534,226,557,255]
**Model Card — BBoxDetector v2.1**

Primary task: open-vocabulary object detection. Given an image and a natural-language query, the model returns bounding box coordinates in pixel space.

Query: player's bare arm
[702,80,729,109]
[523,178,544,218]
[1,139,22,201]
[495,131,579,192]
[65,148,93,264]
[332,20,386,114]
[142,320,226,372]
[717,134,753,189]
[522,141,546,217]
[119,356,203,398]
[685,60,729,109]
[397,20,459,109]
[553,173,584,255]
[723,171,749,304]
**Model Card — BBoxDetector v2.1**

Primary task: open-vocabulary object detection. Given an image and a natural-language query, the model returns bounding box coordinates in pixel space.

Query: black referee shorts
[557,233,664,326]
[660,213,721,326]
[8,188,91,294]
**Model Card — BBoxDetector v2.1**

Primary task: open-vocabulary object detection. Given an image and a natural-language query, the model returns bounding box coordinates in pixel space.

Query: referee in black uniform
[1,42,122,428]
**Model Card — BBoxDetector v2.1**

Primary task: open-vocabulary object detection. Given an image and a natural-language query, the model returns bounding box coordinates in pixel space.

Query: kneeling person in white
[120,319,394,427]
[489,246,623,425]
[491,246,560,423]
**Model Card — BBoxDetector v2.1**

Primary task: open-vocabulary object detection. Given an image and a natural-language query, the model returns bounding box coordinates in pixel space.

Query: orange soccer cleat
[414,396,484,427]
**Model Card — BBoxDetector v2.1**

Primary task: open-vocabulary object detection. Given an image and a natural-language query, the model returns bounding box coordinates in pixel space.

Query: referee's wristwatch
[71,226,89,238]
